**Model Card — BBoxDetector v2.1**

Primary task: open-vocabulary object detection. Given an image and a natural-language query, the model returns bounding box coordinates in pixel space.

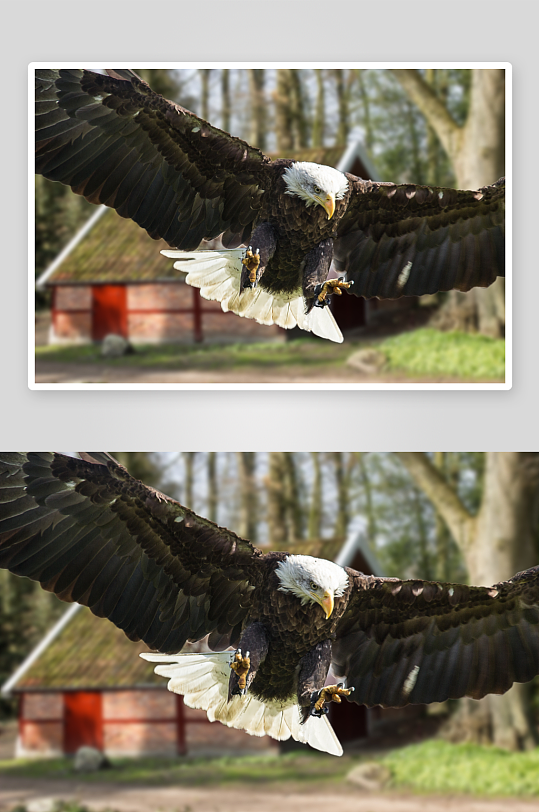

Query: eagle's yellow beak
[320,589,334,619]
[322,193,336,220]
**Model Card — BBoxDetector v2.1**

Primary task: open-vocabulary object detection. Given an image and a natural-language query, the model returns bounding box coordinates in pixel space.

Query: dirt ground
[2,776,539,812]
[34,360,452,385]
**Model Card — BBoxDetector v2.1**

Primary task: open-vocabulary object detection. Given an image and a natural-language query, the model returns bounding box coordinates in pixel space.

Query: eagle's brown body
[244,555,353,702]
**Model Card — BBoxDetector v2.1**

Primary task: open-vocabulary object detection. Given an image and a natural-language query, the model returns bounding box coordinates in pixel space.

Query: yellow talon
[317,278,352,304]
[314,684,352,712]
[242,248,260,286]
[230,649,251,691]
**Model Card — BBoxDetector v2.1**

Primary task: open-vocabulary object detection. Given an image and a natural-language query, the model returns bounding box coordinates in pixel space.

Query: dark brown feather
[332,567,539,708]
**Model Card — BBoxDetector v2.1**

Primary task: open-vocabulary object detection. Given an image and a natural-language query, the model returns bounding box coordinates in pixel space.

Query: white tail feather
[161,249,343,343]
[140,651,343,756]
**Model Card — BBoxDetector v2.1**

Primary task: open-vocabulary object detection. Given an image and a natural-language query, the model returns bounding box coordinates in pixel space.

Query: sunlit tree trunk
[207,452,217,524]
[357,70,374,156]
[392,69,505,337]
[289,71,309,149]
[308,452,323,538]
[248,69,266,151]
[283,454,304,542]
[266,452,287,548]
[396,452,539,750]
[113,452,163,489]
[221,70,231,133]
[357,453,377,548]
[334,69,350,145]
[312,70,325,148]
[199,69,211,122]
[275,70,293,151]
[333,453,356,539]
[183,452,196,509]
[237,453,258,542]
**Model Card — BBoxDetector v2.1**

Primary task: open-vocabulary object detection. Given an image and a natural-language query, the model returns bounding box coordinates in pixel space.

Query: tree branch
[395,452,475,556]
[391,69,463,167]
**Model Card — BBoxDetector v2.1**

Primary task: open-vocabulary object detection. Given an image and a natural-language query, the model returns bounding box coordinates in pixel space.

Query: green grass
[381,740,539,796]
[378,328,505,380]
[35,328,505,381]
[35,337,353,372]
[0,751,353,788]
[3,741,539,796]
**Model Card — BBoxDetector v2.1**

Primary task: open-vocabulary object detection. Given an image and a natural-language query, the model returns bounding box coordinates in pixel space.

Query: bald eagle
[35,69,505,343]
[2,452,536,757]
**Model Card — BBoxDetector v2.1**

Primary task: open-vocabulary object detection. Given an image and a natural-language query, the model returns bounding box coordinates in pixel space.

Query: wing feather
[335,176,505,298]
[0,453,266,653]
[35,69,271,249]
[333,566,539,707]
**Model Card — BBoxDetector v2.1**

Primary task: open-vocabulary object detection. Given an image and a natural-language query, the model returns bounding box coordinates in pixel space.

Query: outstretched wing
[334,176,505,298]
[0,453,265,653]
[35,69,271,249]
[332,566,539,708]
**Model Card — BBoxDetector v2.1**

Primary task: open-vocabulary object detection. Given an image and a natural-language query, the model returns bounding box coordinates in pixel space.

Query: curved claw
[310,683,353,717]
[314,277,353,308]
[242,248,261,288]
[230,648,251,693]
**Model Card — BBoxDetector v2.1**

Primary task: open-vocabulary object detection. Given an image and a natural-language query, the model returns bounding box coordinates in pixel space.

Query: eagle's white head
[275,554,349,619]
[282,162,349,219]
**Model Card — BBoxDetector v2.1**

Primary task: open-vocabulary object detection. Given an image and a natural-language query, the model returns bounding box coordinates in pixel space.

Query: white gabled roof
[1,603,82,696]
[35,205,108,289]
[334,515,384,575]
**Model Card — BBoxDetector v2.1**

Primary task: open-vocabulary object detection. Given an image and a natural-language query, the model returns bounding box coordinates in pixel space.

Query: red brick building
[36,141,386,345]
[1,528,385,758]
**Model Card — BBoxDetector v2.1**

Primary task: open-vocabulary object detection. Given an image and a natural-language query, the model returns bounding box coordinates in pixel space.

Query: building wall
[50,286,93,344]
[17,692,63,757]
[49,283,283,344]
[16,689,276,758]
[102,689,177,757]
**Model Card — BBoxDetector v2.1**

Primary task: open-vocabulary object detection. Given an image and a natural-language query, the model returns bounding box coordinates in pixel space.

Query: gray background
[1,0,534,451]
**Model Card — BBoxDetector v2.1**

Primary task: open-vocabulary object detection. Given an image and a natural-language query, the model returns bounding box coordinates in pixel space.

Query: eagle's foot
[314,277,353,308]
[310,683,354,717]
[242,247,260,288]
[230,648,251,694]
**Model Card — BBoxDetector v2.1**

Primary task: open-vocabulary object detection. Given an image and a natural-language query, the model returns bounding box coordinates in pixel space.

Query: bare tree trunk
[266,452,287,548]
[308,452,323,539]
[275,70,293,151]
[334,69,349,145]
[392,69,506,337]
[425,69,446,186]
[333,453,353,539]
[312,70,325,148]
[199,69,211,122]
[113,452,163,490]
[221,69,231,133]
[283,454,304,542]
[207,452,217,524]
[183,452,196,509]
[412,486,432,579]
[357,453,377,548]
[433,452,452,582]
[237,453,258,541]
[357,70,373,156]
[396,452,539,750]
[248,69,266,150]
[289,70,309,148]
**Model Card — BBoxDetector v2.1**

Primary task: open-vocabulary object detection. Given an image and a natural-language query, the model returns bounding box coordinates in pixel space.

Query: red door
[64,692,103,753]
[92,285,127,340]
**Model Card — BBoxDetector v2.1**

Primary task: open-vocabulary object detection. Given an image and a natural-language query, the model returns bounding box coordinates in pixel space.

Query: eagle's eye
[313,186,322,194]
[310,581,319,591]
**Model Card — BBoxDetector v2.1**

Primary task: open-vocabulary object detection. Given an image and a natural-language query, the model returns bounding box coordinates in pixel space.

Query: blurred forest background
[2,452,537,750]
[35,67,506,338]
